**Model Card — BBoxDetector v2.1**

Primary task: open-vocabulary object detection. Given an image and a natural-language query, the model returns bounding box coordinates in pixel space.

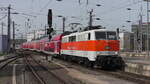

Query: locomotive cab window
[95,32,106,40]
[95,31,117,40]
[107,32,117,40]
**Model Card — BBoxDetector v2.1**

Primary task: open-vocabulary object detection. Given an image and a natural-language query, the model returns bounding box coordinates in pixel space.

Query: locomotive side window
[107,32,117,40]
[72,36,76,41]
[84,33,91,41]
[62,37,68,43]
[77,33,90,41]
[95,32,106,40]
[95,31,117,40]
[77,35,81,41]
[62,38,64,43]
[69,36,76,42]
[88,33,91,40]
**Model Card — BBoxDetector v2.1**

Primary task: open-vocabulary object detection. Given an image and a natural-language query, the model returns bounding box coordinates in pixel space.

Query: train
[21,28,125,69]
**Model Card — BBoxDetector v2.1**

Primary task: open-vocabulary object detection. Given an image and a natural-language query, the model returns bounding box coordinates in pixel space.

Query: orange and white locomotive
[61,29,124,69]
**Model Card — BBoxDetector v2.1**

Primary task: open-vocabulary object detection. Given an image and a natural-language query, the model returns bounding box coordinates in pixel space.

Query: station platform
[123,56,150,65]
[122,56,150,77]
[0,56,4,60]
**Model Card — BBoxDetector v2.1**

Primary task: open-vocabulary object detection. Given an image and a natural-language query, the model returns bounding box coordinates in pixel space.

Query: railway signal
[47,9,53,40]
[48,9,52,28]
[47,28,53,34]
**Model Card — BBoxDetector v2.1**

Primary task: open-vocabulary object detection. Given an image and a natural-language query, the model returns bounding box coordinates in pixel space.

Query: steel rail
[22,50,150,84]
[0,55,21,63]
[29,56,67,84]
[54,58,150,84]
[95,69,150,84]
[0,56,21,70]
[25,56,46,84]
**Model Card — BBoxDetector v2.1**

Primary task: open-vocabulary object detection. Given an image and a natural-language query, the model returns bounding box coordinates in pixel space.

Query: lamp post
[12,21,15,52]
[89,9,93,27]
[1,22,5,35]
[147,0,149,57]
[144,0,150,57]
[12,21,21,52]
[7,5,11,53]
[88,4,101,29]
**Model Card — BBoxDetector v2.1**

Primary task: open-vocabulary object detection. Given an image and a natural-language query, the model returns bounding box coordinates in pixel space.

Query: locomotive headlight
[115,52,118,54]
[105,46,111,50]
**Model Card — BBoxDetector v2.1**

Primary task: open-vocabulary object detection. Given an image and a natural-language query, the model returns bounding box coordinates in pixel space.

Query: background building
[119,32,134,52]
[132,23,150,51]
[0,35,8,53]
[26,29,46,41]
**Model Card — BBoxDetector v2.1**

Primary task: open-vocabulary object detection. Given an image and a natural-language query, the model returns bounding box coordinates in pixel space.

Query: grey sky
[0,0,148,35]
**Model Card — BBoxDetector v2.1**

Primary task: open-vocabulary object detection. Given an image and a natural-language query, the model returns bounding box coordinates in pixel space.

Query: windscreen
[95,31,117,40]
[95,32,106,40]
[107,32,117,40]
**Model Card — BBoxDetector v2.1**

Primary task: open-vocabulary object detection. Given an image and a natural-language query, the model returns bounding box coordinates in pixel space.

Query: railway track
[24,55,68,84]
[0,55,22,70]
[22,50,150,84]
[94,69,150,84]
[54,58,150,84]
[0,55,20,63]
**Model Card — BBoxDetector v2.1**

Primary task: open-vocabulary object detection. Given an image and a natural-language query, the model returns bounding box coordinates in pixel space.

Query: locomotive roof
[62,29,116,37]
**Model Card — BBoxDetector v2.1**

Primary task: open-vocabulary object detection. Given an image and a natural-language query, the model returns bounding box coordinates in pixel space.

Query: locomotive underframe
[59,54,125,70]
[95,55,125,69]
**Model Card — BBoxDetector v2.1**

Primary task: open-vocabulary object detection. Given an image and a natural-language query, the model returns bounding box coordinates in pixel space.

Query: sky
[0,0,148,37]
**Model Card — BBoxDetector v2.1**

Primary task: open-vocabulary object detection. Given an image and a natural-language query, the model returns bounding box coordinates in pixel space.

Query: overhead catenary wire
[0,15,7,21]
[91,0,143,29]
[99,0,143,16]
[40,0,53,12]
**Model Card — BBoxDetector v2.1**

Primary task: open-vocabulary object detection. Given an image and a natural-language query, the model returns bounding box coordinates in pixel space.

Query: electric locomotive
[61,29,124,69]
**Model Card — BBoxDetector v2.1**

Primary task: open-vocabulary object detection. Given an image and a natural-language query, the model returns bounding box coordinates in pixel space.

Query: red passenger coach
[49,34,63,54]
[39,37,49,51]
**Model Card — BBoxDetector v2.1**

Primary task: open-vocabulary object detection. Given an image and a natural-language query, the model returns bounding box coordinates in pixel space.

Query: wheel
[83,59,88,67]
[83,59,94,68]
[88,61,95,68]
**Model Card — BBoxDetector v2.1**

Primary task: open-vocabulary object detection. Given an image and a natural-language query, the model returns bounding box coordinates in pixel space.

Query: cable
[40,0,53,12]
[0,15,7,21]
[100,0,143,15]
